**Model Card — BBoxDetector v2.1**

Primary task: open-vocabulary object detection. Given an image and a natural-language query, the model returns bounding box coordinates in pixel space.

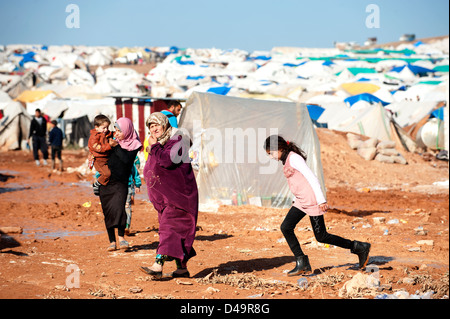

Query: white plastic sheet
[179,92,325,211]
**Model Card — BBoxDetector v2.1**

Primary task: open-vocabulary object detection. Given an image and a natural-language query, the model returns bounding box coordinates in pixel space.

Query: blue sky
[0,0,448,52]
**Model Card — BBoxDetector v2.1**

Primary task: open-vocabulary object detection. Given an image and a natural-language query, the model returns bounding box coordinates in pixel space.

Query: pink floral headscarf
[114,117,142,151]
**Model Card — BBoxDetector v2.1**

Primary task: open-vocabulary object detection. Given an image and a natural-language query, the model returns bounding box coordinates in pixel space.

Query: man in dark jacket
[48,120,64,171]
[29,108,49,166]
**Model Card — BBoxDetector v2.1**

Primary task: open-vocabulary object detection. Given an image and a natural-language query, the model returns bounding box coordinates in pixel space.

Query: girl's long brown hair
[264,135,307,165]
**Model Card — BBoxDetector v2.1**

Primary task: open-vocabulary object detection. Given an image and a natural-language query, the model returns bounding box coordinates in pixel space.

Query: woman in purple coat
[140,112,198,279]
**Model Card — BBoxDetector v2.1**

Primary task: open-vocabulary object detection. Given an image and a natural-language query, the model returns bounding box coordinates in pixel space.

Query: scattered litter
[82,201,91,208]
[375,290,434,299]
[387,219,399,224]
[297,278,308,289]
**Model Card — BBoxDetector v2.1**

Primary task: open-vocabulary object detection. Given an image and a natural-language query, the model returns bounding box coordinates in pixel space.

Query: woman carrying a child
[98,117,142,251]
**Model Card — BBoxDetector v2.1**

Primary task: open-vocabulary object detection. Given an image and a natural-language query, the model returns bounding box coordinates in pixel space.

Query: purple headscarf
[115,117,142,151]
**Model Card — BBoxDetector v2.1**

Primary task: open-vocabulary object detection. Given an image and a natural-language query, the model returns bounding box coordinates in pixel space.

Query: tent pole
[124,99,133,121]
[138,99,146,143]
[115,98,123,120]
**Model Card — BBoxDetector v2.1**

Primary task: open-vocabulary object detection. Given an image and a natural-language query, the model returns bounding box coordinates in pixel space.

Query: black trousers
[107,226,125,243]
[32,136,48,160]
[51,146,62,160]
[281,206,352,257]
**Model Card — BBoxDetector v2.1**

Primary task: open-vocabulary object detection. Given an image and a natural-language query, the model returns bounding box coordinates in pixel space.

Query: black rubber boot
[287,255,312,276]
[351,240,371,269]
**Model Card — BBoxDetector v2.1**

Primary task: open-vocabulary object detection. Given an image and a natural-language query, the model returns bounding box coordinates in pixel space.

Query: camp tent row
[1,40,448,211]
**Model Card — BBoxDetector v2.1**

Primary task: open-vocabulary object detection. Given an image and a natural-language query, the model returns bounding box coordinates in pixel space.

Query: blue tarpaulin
[307,104,327,128]
[344,93,390,107]
[207,86,231,95]
[283,61,308,67]
[14,52,37,67]
[391,64,435,75]
[250,55,271,61]
[306,104,325,121]
[186,76,205,80]
[430,107,444,121]
[176,60,195,65]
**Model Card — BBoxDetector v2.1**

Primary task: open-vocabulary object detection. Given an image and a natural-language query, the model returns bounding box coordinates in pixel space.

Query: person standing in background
[48,120,64,172]
[29,108,49,166]
[161,100,182,129]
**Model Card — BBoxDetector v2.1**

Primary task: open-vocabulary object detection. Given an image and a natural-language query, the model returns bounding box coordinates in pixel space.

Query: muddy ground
[0,128,448,303]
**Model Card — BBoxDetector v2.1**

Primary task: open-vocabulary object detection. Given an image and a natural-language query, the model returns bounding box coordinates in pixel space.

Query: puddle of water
[22,227,104,239]
[0,169,21,175]
[0,185,31,194]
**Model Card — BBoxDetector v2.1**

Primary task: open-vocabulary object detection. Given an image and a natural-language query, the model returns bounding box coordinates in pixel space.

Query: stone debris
[372,217,386,224]
[338,272,380,298]
[416,240,434,246]
[347,133,407,164]
[129,287,143,293]
[0,226,23,234]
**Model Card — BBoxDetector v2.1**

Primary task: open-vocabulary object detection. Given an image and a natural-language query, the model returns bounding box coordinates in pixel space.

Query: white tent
[0,100,31,150]
[67,69,95,86]
[386,101,440,127]
[87,50,113,66]
[179,92,325,212]
[333,103,393,142]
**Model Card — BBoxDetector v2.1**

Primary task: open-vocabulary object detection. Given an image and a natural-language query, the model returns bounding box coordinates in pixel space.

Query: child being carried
[88,114,113,195]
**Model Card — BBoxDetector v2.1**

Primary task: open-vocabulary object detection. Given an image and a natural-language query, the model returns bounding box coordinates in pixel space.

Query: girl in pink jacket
[264,135,371,276]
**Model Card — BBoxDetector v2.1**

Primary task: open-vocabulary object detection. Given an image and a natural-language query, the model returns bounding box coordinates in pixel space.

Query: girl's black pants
[281,206,352,257]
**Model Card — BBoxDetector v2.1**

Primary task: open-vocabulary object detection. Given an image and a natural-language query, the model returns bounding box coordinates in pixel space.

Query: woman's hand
[319,202,329,213]
[135,187,140,194]
[109,138,119,147]
[148,134,157,146]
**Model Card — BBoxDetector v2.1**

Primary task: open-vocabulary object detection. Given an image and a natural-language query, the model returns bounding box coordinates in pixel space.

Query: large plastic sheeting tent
[179,92,325,212]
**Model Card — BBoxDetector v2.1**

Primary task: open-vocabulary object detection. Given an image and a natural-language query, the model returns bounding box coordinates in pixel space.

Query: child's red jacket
[88,129,113,158]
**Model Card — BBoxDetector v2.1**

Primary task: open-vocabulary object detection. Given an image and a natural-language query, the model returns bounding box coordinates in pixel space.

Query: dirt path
[0,129,448,301]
